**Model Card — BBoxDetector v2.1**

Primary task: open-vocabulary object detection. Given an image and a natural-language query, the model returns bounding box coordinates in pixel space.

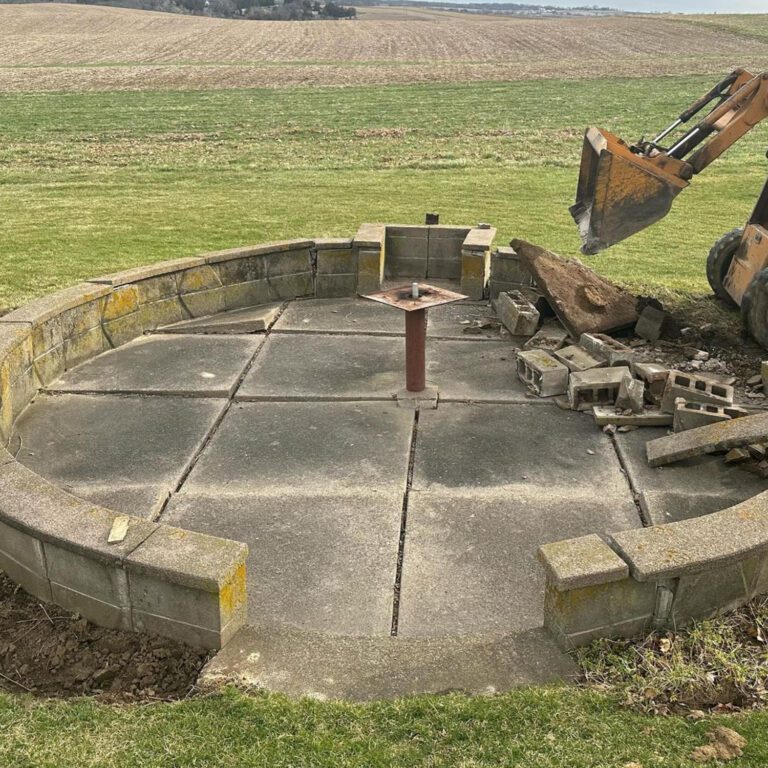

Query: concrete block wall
[314,238,356,298]
[489,245,537,300]
[539,490,768,649]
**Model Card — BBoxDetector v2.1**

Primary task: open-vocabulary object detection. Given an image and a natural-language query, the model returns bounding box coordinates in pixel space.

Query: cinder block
[660,370,735,414]
[635,305,669,341]
[222,280,271,311]
[178,264,222,295]
[137,297,189,332]
[489,246,535,287]
[267,272,314,301]
[180,287,226,319]
[316,248,356,275]
[615,376,645,414]
[568,367,631,411]
[34,345,65,387]
[632,362,670,405]
[135,273,179,305]
[59,300,102,339]
[516,349,569,397]
[100,285,140,322]
[64,326,106,369]
[102,312,143,348]
[386,226,428,279]
[316,273,357,299]
[460,248,490,300]
[217,254,268,286]
[592,406,672,427]
[357,248,384,295]
[579,333,634,367]
[31,316,64,357]
[265,249,312,279]
[672,398,748,432]
[493,290,540,337]
[553,344,606,373]
[0,518,51,601]
[10,366,38,415]
[523,321,569,352]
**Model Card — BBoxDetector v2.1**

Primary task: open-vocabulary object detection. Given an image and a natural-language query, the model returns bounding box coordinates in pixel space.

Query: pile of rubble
[494,240,768,477]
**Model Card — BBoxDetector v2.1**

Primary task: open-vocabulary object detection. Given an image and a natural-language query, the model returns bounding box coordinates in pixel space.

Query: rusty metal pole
[404,308,427,392]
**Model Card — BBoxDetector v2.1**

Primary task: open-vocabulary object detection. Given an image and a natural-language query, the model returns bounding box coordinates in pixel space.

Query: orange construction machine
[570,68,768,346]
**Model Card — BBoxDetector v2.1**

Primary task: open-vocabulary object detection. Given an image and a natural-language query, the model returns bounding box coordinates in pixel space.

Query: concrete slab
[273,298,403,336]
[237,333,403,401]
[163,492,402,636]
[426,302,503,340]
[181,401,413,496]
[13,393,225,496]
[200,624,577,701]
[615,428,768,525]
[398,488,640,636]
[49,334,262,397]
[66,484,169,520]
[426,340,528,403]
[412,403,634,495]
[159,304,283,334]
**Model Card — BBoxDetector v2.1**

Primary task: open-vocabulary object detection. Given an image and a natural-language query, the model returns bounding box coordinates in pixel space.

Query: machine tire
[741,266,768,350]
[706,228,743,306]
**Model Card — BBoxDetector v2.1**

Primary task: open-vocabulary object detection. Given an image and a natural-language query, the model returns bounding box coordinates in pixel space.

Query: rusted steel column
[404,308,427,392]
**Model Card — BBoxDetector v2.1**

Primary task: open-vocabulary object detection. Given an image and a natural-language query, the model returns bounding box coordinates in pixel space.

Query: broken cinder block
[522,320,568,352]
[579,333,634,367]
[592,406,672,427]
[493,290,540,337]
[631,362,670,405]
[635,305,670,342]
[660,370,734,414]
[552,344,605,373]
[567,366,631,411]
[516,349,569,398]
[615,376,645,414]
[672,398,748,433]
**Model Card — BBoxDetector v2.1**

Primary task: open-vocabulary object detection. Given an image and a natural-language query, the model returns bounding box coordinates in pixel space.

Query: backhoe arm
[571,69,768,254]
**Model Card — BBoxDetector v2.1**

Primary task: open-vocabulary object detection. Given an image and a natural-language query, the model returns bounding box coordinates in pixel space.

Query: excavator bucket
[570,127,689,255]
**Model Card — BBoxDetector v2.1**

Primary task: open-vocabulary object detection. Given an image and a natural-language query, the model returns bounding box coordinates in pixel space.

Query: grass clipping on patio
[575,597,768,714]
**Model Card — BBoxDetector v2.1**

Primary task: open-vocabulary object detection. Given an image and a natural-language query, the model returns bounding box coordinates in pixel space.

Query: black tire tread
[706,228,743,306]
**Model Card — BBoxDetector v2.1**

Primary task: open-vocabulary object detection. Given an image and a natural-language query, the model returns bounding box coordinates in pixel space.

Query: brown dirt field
[0,3,766,92]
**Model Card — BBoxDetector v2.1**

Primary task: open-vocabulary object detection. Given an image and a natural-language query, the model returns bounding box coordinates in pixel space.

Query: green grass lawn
[2,685,768,768]
[1,75,766,308]
[3,74,768,765]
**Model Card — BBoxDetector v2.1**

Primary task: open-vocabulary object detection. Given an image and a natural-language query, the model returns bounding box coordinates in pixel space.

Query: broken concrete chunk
[747,443,768,461]
[161,303,282,334]
[635,305,670,342]
[646,411,768,467]
[592,406,672,427]
[522,319,568,352]
[672,398,749,433]
[511,239,638,338]
[724,447,751,464]
[660,370,735,414]
[567,366,631,411]
[615,375,644,414]
[740,459,768,479]
[579,333,634,367]
[493,290,540,337]
[516,349,569,397]
[631,362,670,405]
[552,344,606,373]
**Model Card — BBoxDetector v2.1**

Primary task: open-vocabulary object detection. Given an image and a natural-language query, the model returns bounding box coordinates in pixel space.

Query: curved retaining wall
[0,224,495,650]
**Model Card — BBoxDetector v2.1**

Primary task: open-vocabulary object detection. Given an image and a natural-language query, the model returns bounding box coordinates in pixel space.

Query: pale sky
[530,0,766,11]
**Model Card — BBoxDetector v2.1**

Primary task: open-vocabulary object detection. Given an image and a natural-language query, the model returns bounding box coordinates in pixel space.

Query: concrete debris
[516,349,569,397]
[646,411,768,467]
[747,374,763,387]
[511,239,638,338]
[660,371,734,414]
[740,459,768,479]
[762,360,768,391]
[747,443,767,461]
[579,333,634,367]
[493,290,540,337]
[631,362,669,405]
[615,376,645,414]
[634,305,671,342]
[724,447,751,464]
[107,515,130,544]
[568,366,631,411]
[672,399,748,433]
[522,320,569,352]
[552,344,606,373]
[592,406,673,427]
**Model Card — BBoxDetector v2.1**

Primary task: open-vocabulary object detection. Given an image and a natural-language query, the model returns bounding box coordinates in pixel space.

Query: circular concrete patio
[11,294,767,698]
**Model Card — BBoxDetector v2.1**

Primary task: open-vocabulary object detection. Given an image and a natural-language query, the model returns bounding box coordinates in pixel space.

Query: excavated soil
[0,573,209,701]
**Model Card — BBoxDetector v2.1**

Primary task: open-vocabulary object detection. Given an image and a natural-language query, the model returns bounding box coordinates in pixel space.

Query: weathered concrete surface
[199,624,576,700]
[398,488,639,637]
[538,534,628,590]
[647,412,768,467]
[159,304,282,334]
[427,301,503,340]
[14,393,224,498]
[182,401,413,496]
[512,239,638,337]
[163,492,402,636]
[412,403,634,494]
[273,298,403,336]
[426,340,527,403]
[48,335,262,397]
[65,485,169,520]
[615,428,768,525]
[237,333,403,401]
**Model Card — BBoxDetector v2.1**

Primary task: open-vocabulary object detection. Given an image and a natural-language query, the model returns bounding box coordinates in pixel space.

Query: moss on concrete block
[64,326,106,370]
[102,312,143,349]
[178,265,223,295]
[135,274,179,306]
[60,300,102,339]
[1,283,111,327]
[180,287,226,319]
[34,345,65,387]
[31,316,64,358]
[538,534,628,591]
[138,297,189,332]
[100,285,140,322]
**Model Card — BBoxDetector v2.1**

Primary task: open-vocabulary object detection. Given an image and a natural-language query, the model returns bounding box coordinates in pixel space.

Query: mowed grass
[4,685,768,768]
[2,75,767,307]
